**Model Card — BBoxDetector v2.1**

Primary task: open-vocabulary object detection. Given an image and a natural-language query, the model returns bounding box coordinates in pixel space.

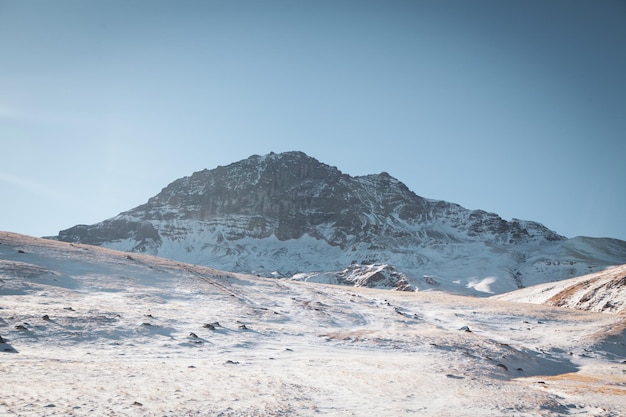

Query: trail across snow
[0,232,624,416]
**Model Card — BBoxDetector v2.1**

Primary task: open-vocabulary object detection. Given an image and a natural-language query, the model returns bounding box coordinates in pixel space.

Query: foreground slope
[1,232,625,416]
[494,264,626,313]
[54,151,626,296]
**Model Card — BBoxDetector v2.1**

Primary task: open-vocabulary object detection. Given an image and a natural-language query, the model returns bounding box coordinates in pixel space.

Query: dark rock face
[133,152,433,247]
[59,220,160,249]
[53,151,626,294]
[58,151,556,249]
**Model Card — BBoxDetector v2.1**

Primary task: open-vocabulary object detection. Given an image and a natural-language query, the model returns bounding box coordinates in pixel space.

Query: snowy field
[1,232,625,416]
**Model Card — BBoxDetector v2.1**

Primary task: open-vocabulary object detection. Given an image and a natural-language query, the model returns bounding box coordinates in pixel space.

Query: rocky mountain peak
[53,151,626,295]
[125,151,431,245]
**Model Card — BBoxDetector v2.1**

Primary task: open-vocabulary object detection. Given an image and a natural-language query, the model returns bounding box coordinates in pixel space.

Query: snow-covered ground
[1,232,625,416]
[493,264,626,314]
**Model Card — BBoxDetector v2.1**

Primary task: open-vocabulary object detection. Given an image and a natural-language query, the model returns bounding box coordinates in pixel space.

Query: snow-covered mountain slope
[292,263,412,291]
[1,232,625,416]
[493,263,626,313]
[53,151,626,296]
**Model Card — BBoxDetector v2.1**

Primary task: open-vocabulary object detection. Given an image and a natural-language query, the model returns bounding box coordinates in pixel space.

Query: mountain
[53,151,626,295]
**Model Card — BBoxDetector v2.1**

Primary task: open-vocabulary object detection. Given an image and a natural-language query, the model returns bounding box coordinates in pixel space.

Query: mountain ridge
[493,263,626,314]
[53,151,626,295]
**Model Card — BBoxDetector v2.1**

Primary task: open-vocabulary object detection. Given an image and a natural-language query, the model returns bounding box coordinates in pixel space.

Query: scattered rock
[14,325,28,331]
[459,326,471,332]
[238,324,248,330]
[42,315,50,321]
[496,363,509,371]
[132,401,143,406]
[43,404,56,408]
[202,323,216,330]
[64,307,75,311]
[225,360,239,365]
[17,249,25,254]
[189,332,198,338]
[141,322,152,327]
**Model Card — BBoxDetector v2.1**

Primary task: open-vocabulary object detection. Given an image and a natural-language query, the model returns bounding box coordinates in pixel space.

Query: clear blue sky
[1,0,625,241]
